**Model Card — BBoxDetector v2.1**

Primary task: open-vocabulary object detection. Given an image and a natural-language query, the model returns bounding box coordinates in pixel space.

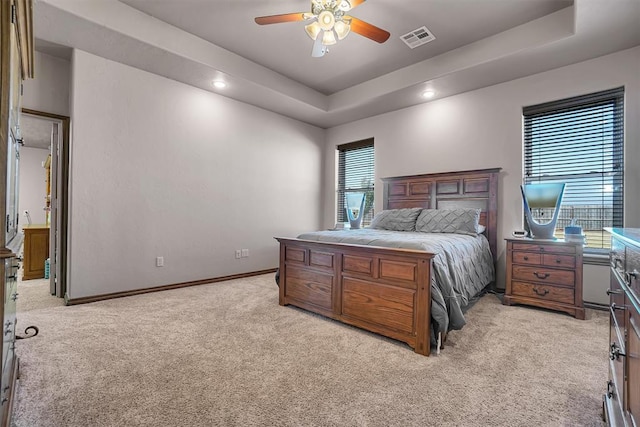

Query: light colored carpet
[15,275,65,312]
[12,274,607,427]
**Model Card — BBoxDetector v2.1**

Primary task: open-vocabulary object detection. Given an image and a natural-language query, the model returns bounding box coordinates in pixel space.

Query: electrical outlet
[156,256,164,267]
[241,249,249,258]
[235,250,242,259]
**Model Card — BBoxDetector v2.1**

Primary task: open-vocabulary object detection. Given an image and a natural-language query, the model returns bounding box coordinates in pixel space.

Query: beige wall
[67,49,325,299]
[29,43,640,302]
[20,51,70,228]
[324,46,640,303]
[22,51,70,116]
[18,147,50,229]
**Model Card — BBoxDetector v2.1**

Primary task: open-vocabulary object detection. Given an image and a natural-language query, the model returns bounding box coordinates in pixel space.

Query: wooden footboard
[276,238,434,356]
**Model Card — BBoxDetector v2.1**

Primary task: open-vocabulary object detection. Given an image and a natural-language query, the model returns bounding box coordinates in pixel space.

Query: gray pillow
[368,208,422,231]
[415,208,482,235]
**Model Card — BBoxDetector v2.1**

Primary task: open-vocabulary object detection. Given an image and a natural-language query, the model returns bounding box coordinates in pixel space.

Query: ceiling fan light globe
[318,10,335,31]
[334,20,350,39]
[305,21,322,40]
[322,29,337,45]
[311,32,327,57]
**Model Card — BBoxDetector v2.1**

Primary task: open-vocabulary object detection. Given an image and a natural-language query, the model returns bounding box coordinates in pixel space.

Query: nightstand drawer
[511,281,574,304]
[542,254,576,268]
[512,242,576,254]
[512,265,575,286]
[512,252,541,265]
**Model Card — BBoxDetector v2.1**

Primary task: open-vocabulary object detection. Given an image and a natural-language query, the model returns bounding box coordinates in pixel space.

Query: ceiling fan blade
[348,0,367,9]
[348,16,390,43]
[255,13,308,25]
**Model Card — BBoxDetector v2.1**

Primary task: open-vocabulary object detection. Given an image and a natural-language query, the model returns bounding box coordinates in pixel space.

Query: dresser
[603,228,639,427]
[0,0,34,425]
[0,237,20,426]
[22,225,50,280]
[504,238,584,319]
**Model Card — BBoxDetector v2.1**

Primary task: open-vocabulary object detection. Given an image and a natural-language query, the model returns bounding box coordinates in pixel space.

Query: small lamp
[521,183,566,240]
[345,192,366,229]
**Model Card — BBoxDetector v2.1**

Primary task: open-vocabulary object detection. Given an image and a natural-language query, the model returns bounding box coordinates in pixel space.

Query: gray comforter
[296,229,495,342]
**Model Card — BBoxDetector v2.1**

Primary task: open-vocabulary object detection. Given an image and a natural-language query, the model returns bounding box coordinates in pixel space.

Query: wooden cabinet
[504,238,584,319]
[604,228,640,427]
[22,225,49,280]
[0,0,34,425]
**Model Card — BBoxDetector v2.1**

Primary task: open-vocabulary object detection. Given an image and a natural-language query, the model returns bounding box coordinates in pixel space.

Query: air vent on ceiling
[400,26,435,49]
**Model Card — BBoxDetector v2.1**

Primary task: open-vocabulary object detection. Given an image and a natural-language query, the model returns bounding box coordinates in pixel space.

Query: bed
[275,168,500,356]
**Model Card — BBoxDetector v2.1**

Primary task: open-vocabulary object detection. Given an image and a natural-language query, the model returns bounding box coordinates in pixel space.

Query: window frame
[522,87,625,254]
[336,138,374,226]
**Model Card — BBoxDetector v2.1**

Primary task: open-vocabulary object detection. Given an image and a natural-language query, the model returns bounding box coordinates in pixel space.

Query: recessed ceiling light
[422,90,435,99]
[212,81,227,89]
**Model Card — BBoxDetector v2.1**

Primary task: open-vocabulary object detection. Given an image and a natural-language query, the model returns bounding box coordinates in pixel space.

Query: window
[523,87,624,250]
[337,139,374,225]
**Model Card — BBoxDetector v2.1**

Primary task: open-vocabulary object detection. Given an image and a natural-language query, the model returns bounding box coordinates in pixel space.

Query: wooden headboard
[381,168,501,261]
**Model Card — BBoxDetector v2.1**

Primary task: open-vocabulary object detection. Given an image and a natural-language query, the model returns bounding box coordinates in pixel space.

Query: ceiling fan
[255,0,391,58]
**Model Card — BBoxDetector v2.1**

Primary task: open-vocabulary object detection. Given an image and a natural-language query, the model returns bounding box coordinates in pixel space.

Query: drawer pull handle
[555,258,561,263]
[533,287,549,296]
[606,289,623,296]
[16,325,39,340]
[609,343,626,361]
[523,256,529,261]
[607,380,615,399]
[611,303,626,311]
[533,272,549,279]
[607,380,616,399]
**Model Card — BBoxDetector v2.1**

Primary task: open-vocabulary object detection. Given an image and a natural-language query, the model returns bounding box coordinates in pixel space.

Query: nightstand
[503,238,584,319]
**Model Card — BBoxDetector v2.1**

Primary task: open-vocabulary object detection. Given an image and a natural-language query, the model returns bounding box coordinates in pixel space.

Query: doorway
[19,108,69,301]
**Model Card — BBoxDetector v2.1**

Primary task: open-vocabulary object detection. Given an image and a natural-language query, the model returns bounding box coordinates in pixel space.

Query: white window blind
[523,87,624,250]
[337,139,374,224]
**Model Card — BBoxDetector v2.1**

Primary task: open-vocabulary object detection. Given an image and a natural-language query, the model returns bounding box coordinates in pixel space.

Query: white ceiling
[34,0,640,128]
[118,0,572,95]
